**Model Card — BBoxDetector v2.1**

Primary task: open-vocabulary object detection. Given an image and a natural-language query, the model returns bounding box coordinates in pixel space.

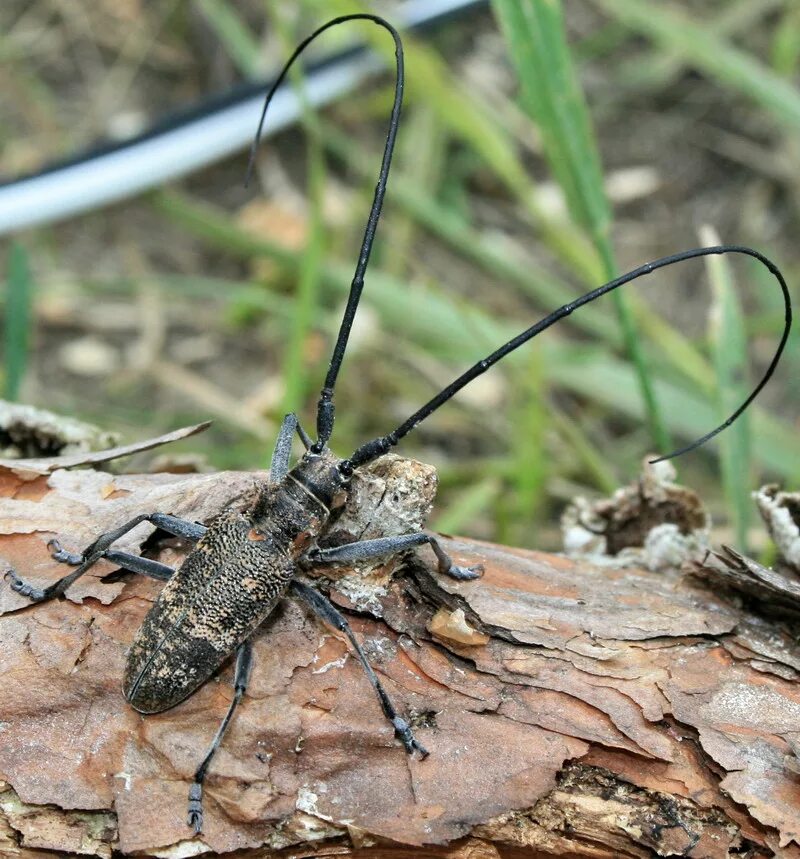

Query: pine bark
[0,459,798,858]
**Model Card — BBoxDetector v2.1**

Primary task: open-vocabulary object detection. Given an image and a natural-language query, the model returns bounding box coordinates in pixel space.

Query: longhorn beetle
[5,14,792,835]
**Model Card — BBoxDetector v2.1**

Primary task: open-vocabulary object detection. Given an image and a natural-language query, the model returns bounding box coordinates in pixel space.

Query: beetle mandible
[5,13,792,834]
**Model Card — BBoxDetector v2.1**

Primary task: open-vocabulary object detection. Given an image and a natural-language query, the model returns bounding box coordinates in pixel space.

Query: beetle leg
[187,639,253,835]
[269,413,297,484]
[103,550,175,581]
[302,532,484,581]
[269,413,312,484]
[45,539,175,581]
[289,579,429,758]
[5,513,205,603]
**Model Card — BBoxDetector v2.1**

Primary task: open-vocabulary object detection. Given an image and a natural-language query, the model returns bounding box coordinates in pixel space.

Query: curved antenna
[246,14,404,451]
[344,245,792,472]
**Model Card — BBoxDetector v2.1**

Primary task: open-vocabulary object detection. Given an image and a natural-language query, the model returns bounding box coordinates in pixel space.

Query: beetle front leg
[269,413,312,484]
[289,579,429,758]
[5,512,205,603]
[187,640,253,835]
[303,532,484,581]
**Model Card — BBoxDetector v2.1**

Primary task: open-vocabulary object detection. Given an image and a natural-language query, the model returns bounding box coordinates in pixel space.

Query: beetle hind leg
[187,640,253,835]
[290,580,429,758]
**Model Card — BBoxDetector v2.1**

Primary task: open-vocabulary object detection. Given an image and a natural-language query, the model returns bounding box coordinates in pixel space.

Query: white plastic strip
[0,0,483,235]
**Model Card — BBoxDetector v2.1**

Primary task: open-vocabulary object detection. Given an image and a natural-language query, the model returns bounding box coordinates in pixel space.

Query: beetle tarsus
[187,782,204,834]
[393,715,429,758]
[444,563,484,581]
[423,534,486,583]
[48,538,83,566]
[4,568,48,602]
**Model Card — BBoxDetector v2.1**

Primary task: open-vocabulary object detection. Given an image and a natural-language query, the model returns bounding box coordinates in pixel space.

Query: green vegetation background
[2,0,799,552]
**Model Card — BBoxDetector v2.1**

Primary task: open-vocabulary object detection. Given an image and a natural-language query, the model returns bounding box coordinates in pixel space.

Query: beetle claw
[392,716,429,758]
[188,810,203,835]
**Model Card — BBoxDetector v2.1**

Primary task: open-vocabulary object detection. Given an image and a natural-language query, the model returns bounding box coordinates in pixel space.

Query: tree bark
[0,457,798,858]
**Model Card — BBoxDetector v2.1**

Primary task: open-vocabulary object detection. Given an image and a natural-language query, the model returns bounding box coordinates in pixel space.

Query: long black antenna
[344,245,792,472]
[246,14,404,451]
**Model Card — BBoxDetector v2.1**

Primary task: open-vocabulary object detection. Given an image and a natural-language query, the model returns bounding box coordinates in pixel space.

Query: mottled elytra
[5,13,792,836]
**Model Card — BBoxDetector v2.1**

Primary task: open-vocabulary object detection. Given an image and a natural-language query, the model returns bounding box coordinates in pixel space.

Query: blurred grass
[771,4,800,76]
[491,0,669,454]
[1,0,798,549]
[268,8,327,427]
[591,0,800,130]
[309,0,604,282]
[702,225,752,551]
[610,0,785,94]
[195,0,261,76]
[154,190,799,477]
[3,243,32,401]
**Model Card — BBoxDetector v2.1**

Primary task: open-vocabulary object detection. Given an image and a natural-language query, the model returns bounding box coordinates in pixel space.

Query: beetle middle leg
[5,512,205,603]
[187,639,253,835]
[303,532,484,581]
[46,545,176,582]
[289,579,429,758]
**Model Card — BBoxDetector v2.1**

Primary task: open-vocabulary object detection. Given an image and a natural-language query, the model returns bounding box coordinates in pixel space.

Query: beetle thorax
[251,447,348,540]
[286,448,348,510]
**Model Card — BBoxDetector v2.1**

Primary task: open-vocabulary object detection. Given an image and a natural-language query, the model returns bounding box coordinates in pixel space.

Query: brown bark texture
[0,447,799,859]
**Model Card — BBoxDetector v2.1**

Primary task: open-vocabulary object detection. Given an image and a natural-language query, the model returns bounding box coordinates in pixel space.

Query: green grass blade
[491,0,611,241]
[433,476,501,535]
[615,0,785,93]
[549,405,618,494]
[771,4,800,77]
[195,0,261,76]
[591,0,800,131]
[633,304,713,393]
[550,343,796,478]
[320,117,723,404]
[317,118,618,342]
[4,242,33,402]
[702,226,751,550]
[490,0,669,453]
[508,351,549,541]
[279,145,325,418]
[383,104,444,277]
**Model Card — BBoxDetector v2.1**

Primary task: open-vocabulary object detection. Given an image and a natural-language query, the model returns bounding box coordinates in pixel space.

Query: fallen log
[0,455,798,858]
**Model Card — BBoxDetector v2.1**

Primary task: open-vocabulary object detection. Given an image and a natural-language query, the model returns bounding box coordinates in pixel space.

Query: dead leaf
[0,422,211,476]
[562,458,710,571]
